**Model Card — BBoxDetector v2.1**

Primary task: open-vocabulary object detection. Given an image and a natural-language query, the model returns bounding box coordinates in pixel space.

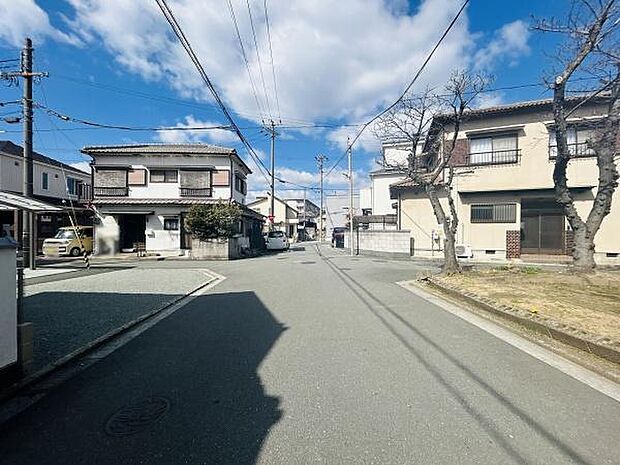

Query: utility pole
[315,154,327,243]
[264,119,277,230]
[347,137,354,256]
[0,38,47,270]
[302,187,306,240]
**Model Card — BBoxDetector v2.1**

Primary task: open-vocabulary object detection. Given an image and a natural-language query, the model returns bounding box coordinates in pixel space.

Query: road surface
[1,245,618,464]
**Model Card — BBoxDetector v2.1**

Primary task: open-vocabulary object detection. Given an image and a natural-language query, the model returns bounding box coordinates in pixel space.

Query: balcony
[466,149,521,166]
[549,142,596,159]
[93,186,128,197]
[179,187,212,197]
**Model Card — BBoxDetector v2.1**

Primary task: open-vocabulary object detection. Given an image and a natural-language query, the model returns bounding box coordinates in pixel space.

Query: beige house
[247,194,298,237]
[391,97,620,264]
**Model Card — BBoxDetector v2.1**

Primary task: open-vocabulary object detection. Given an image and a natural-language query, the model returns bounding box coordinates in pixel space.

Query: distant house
[0,140,91,247]
[247,194,298,237]
[360,139,425,220]
[82,143,263,255]
[284,197,320,240]
[391,96,620,263]
[324,191,359,239]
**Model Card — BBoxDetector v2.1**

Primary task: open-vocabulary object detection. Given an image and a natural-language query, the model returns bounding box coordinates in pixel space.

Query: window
[42,172,49,190]
[469,134,519,165]
[471,203,516,223]
[212,170,230,186]
[150,169,178,183]
[549,127,596,158]
[128,169,147,186]
[163,218,179,230]
[66,177,78,195]
[235,175,247,194]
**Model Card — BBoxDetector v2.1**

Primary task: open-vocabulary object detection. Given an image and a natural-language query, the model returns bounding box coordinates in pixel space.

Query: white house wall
[0,153,89,201]
[145,207,182,252]
[93,154,246,203]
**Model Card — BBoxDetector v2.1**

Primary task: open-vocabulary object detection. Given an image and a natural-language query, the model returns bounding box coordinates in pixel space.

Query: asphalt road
[1,245,619,464]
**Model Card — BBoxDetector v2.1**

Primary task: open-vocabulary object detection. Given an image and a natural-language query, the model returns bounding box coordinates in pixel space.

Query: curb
[0,274,218,404]
[420,276,620,365]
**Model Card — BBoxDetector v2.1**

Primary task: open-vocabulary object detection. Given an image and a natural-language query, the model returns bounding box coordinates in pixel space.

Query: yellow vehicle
[42,226,93,257]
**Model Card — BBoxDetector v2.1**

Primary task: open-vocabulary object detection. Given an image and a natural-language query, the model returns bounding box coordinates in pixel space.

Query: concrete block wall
[345,230,412,255]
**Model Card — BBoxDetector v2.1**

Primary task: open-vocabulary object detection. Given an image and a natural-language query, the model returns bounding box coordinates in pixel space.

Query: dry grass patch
[436,267,620,342]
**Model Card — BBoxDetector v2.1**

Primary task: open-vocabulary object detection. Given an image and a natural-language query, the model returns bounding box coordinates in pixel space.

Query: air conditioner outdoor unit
[455,244,474,259]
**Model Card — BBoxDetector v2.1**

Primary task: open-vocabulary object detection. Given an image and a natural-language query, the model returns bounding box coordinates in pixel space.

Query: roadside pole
[315,154,327,243]
[267,119,276,231]
[347,138,354,256]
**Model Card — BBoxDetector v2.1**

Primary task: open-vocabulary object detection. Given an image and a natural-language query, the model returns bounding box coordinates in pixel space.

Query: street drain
[300,261,316,264]
[105,397,170,437]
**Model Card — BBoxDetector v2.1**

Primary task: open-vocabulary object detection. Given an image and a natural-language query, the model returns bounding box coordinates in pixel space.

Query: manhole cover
[105,397,170,437]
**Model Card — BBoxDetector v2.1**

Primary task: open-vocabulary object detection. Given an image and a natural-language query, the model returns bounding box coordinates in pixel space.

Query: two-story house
[391,96,620,264]
[83,143,263,255]
[0,140,91,245]
[247,194,298,237]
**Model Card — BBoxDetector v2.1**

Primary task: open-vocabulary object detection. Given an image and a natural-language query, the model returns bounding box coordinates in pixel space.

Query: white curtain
[469,137,492,164]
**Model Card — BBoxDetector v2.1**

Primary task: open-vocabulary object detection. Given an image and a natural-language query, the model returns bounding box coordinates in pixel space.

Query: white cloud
[65,0,475,124]
[70,161,91,173]
[0,0,81,47]
[156,115,238,145]
[474,20,530,71]
[474,92,505,109]
[326,125,382,153]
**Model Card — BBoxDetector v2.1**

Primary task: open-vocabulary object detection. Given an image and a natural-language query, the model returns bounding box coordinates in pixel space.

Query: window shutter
[128,169,146,185]
[180,170,211,188]
[95,169,126,187]
[212,170,230,186]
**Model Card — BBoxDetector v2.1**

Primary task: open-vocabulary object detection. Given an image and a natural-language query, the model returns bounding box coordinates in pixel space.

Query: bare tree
[374,71,485,274]
[534,0,620,272]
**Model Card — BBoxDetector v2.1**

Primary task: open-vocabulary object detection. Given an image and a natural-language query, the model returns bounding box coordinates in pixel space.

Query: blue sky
[0,0,572,201]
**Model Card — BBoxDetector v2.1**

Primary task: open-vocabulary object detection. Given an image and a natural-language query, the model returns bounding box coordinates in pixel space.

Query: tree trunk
[571,226,596,271]
[426,184,461,274]
[442,225,460,274]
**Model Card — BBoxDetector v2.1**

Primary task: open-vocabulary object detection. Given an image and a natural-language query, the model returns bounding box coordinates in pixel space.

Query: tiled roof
[81,143,252,175]
[93,197,264,219]
[92,197,223,205]
[437,95,608,121]
[81,143,235,155]
[0,140,89,176]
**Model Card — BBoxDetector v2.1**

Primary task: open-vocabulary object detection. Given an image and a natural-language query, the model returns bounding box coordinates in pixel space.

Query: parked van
[42,226,93,257]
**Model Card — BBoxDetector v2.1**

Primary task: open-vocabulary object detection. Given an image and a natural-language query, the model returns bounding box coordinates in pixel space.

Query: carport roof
[0,190,64,212]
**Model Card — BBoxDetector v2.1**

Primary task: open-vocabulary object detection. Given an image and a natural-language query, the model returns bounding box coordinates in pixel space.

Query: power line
[246,0,273,119]
[0,58,19,63]
[263,0,281,122]
[227,0,267,121]
[155,0,272,186]
[35,102,234,132]
[321,0,470,181]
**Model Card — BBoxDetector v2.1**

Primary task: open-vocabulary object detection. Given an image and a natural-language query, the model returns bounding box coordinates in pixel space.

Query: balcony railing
[549,142,596,159]
[179,187,212,197]
[466,149,521,166]
[93,186,128,197]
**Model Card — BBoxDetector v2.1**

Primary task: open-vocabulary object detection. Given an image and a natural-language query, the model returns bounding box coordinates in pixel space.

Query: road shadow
[23,290,184,372]
[1,291,286,465]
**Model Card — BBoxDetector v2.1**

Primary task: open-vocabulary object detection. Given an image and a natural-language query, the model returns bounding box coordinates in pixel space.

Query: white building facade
[84,143,260,255]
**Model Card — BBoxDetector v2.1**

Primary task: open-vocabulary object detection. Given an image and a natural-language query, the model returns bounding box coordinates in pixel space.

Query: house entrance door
[119,214,146,251]
[520,200,565,255]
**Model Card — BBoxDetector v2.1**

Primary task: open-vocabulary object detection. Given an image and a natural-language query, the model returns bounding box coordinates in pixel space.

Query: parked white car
[265,231,290,251]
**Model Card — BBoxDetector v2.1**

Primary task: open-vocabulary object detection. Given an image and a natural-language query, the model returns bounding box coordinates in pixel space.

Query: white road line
[397,281,620,403]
